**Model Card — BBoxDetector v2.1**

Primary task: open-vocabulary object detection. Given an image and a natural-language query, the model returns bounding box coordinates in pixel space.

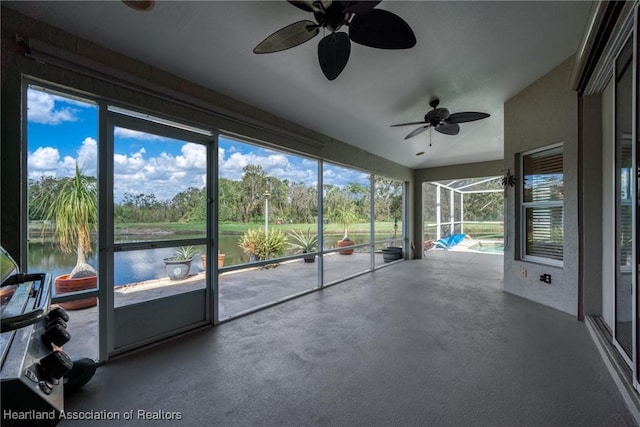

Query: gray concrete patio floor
[60,250,636,426]
[61,252,395,360]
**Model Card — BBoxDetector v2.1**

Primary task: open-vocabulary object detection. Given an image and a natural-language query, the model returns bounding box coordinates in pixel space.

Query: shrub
[289,228,318,253]
[238,228,287,260]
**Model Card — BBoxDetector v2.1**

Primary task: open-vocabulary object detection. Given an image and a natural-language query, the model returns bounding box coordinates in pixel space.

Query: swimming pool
[468,242,504,253]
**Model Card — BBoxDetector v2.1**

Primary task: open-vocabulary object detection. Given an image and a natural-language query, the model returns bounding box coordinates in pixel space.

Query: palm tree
[37,164,98,278]
[333,204,359,239]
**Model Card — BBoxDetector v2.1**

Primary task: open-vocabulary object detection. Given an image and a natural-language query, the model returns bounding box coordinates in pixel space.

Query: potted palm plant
[333,205,358,255]
[36,165,97,310]
[164,246,198,280]
[289,227,318,263]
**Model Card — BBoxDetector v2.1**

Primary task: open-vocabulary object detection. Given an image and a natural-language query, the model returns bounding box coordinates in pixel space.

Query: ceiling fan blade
[288,0,332,13]
[318,32,351,80]
[348,9,416,49]
[405,125,430,140]
[447,112,491,124]
[435,122,460,136]
[343,1,381,15]
[254,20,319,54]
[425,108,450,122]
[390,121,428,127]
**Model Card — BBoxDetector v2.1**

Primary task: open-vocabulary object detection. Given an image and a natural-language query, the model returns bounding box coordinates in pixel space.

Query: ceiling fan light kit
[254,0,416,80]
[391,98,490,140]
[122,1,154,12]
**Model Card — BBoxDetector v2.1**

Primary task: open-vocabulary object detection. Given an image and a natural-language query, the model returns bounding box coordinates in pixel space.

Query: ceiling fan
[391,99,490,140]
[253,1,416,80]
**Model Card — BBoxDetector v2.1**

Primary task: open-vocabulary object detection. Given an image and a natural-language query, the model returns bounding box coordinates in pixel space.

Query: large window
[20,80,408,357]
[322,163,372,284]
[521,144,564,264]
[26,85,99,360]
[217,136,320,319]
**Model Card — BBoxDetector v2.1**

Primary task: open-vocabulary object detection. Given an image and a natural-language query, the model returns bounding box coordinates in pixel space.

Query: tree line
[28,165,404,225]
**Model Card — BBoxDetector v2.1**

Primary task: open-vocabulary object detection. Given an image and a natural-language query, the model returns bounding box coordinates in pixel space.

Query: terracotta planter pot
[337,237,354,255]
[54,274,97,310]
[200,253,226,273]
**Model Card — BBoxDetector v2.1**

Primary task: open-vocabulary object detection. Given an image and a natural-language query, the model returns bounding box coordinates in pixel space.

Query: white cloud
[77,137,98,175]
[219,151,314,183]
[27,90,80,125]
[113,143,207,201]
[27,139,355,202]
[28,146,61,170]
[28,137,98,179]
[322,166,369,187]
[114,127,171,141]
[175,143,206,169]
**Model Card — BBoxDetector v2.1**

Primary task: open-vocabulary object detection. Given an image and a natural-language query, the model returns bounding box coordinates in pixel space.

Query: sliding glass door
[614,36,634,365]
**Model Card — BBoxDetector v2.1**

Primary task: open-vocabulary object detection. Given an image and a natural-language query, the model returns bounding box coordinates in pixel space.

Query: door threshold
[585,315,640,426]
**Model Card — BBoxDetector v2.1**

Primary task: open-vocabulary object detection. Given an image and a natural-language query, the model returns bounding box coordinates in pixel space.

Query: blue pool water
[468,242,504,253]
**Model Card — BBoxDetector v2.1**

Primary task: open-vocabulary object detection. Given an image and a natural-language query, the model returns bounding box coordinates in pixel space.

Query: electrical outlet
[540,274,551,284]
[521,268,527,278]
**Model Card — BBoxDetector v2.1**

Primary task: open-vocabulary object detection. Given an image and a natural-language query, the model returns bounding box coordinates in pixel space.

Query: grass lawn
[30,220,402,241]
[111,221,401,235]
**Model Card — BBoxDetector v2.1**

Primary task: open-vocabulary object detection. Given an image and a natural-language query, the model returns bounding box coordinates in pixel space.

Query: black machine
[1,246,74,426]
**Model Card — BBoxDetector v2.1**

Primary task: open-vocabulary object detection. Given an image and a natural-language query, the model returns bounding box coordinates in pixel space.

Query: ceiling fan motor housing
[425,108,450,124]
[314,3,346,32]
[391,97,490,139]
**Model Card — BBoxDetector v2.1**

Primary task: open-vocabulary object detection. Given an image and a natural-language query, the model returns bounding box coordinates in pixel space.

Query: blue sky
[27,87,369,201]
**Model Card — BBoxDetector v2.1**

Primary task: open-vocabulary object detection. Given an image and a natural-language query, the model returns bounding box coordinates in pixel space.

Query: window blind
[522,146,563,262]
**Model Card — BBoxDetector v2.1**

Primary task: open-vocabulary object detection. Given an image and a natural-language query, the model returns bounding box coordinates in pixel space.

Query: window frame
[519,143,564,267]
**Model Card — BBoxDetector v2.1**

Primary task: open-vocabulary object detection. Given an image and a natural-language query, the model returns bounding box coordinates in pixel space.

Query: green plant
[238,228,287,260]
[35,164,97,278]
[332,205,359,238]
[166,246,199,262]
[289,228,318,253]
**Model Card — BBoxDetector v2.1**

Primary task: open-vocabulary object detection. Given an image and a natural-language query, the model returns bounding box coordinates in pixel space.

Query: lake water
[27,232,381,288]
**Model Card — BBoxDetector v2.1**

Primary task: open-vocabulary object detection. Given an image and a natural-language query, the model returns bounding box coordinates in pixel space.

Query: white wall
[503,56,579,316]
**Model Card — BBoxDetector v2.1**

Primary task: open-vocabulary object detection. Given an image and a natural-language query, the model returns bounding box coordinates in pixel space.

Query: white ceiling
[4,1,594,169]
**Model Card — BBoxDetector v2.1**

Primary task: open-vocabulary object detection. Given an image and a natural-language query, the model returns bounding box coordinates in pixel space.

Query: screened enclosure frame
[423,176,504,241]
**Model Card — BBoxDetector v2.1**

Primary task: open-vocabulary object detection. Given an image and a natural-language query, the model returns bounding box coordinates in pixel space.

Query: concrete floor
[61,252,386,360]
[61,251,635,426]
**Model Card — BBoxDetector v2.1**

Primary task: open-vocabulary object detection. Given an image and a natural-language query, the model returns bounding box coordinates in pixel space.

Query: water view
[28,232,384,291]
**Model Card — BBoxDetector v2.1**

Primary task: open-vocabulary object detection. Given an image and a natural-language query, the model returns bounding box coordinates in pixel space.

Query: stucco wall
[503,56,579,316]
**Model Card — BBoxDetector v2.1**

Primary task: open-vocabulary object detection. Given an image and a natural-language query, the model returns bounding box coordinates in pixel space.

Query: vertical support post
[317,161,324,289]
[370,174,375,269]
[436,185,441,240]
[450,188,454,235]
[460,192,464,234]
[263,188,270,260]
[210,133,219,325]
[99,103,113,362]
[264,193,270,238]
